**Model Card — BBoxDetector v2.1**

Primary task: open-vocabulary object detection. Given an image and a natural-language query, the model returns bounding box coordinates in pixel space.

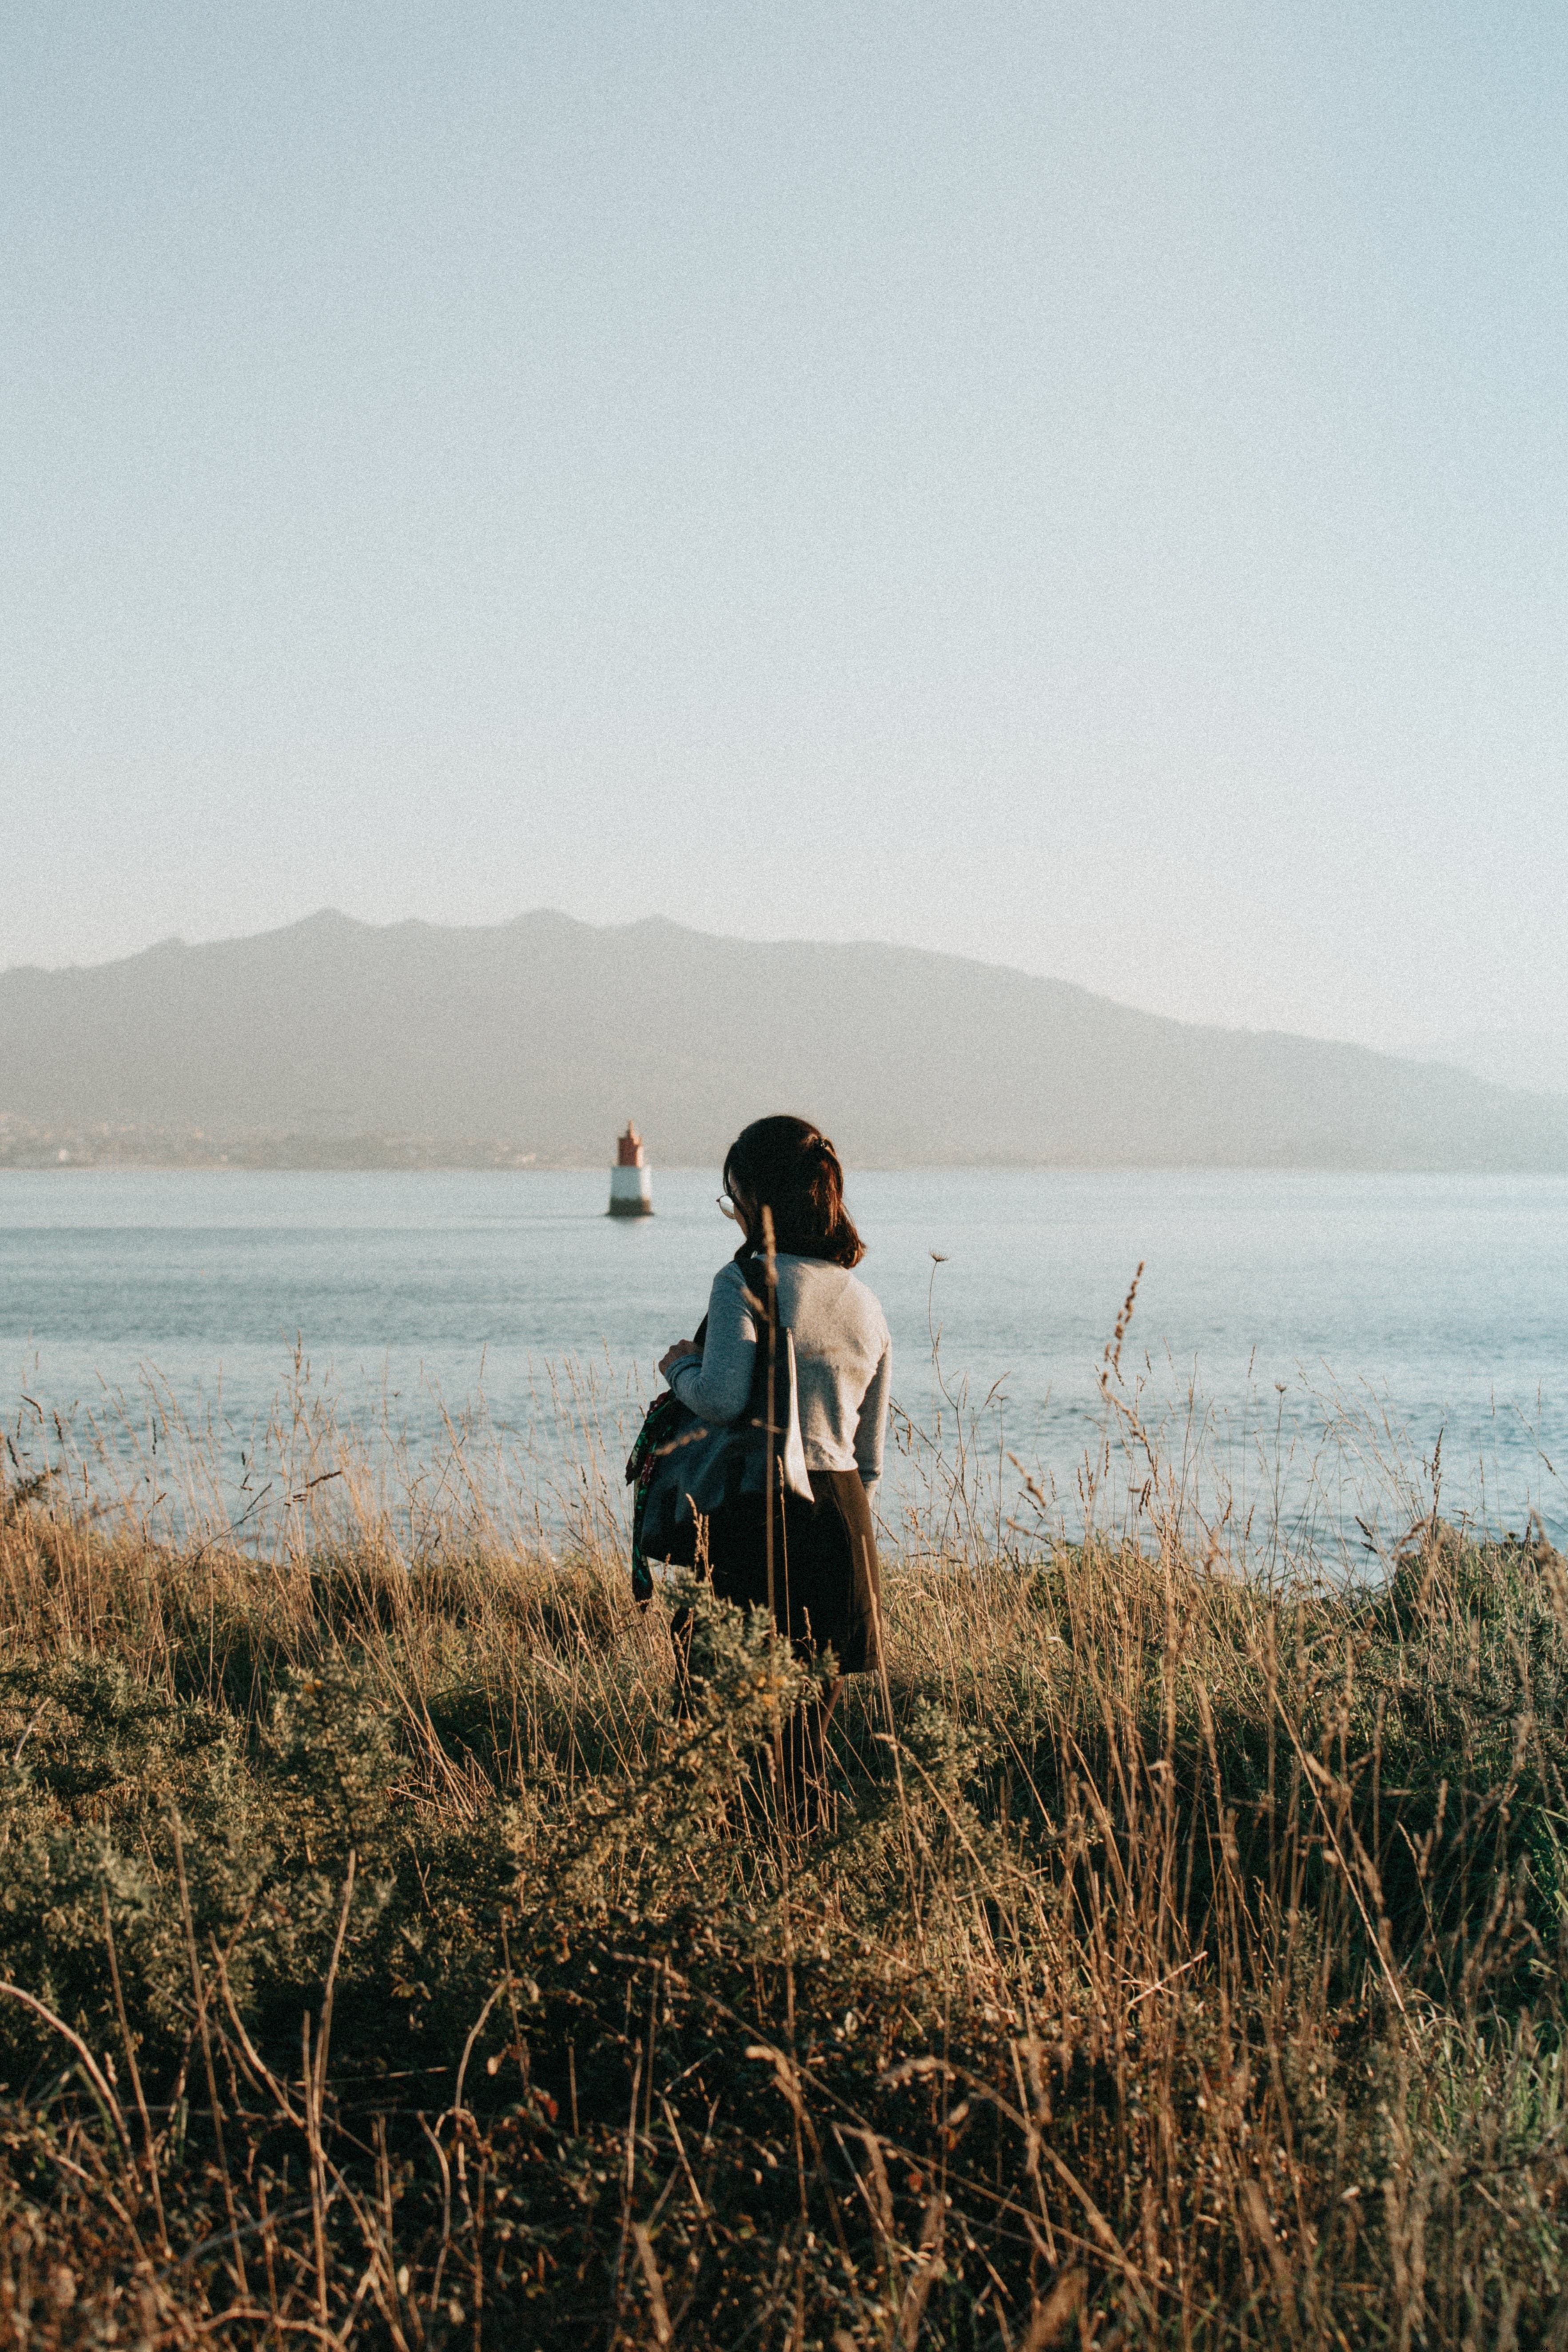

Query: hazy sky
[4,3,1565,1050]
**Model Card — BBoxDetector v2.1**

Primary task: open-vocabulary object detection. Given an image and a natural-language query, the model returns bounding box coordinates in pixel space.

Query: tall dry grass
[0,1353,1564,2348]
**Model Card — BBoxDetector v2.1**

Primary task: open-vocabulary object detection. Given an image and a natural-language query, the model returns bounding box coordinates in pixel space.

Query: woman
[658,1115,891,1807]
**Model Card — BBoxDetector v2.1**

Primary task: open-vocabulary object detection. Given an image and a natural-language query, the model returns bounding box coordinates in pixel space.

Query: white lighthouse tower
[607,1121,654,1217]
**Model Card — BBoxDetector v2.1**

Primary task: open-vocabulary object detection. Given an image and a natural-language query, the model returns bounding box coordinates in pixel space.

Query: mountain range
[3,909,1566,1170]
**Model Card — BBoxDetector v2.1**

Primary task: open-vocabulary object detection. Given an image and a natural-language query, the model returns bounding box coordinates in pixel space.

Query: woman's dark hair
[723,1115,865,1269]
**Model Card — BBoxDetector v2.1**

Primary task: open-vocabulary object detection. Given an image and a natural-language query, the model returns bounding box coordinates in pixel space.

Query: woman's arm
[854,1338,892,1496]
[668,1266,757,1424]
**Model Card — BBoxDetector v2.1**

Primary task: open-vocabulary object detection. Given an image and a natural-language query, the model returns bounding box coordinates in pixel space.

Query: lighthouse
[607,1121,654,1218]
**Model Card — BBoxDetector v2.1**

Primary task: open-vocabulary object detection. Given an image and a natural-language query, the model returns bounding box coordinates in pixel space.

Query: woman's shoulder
[782,1256,888,1331]
[712,1257,764,1309]
[842,1264,890,1329]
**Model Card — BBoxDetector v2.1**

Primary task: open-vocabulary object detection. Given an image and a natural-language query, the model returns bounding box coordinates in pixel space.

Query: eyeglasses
[716,1194,739,1220]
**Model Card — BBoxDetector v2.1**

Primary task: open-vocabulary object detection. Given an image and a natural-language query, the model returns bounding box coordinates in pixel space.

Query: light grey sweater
[670,1256,892,1496]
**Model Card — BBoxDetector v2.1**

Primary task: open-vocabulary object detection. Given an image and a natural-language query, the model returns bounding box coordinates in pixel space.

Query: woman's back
[771,1256,889,1484]
[671,1253,891,1493]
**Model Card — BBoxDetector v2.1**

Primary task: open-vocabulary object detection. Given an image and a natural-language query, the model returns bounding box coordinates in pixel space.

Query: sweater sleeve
[669,1264,758,1425]
[854,1333,892,1496]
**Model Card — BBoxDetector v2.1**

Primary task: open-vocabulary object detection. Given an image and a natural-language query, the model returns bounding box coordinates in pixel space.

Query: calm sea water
[3,1167,1565,1550]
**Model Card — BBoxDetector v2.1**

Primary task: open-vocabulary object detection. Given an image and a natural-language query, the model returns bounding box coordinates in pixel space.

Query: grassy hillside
[0,1389,1564,2347]
[5,908,1568,1167]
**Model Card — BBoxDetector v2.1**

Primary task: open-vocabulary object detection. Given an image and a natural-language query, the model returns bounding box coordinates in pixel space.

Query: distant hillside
[4,909,1568,1170]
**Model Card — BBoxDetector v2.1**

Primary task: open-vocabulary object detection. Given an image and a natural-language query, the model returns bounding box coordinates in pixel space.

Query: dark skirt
[704,1469,882,1677]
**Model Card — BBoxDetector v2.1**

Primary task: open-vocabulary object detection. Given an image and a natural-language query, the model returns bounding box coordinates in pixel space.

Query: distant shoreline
[6,1149,1568,1179]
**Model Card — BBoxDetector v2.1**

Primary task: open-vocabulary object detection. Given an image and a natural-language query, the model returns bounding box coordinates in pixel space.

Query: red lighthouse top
[617,1122,646,1168]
